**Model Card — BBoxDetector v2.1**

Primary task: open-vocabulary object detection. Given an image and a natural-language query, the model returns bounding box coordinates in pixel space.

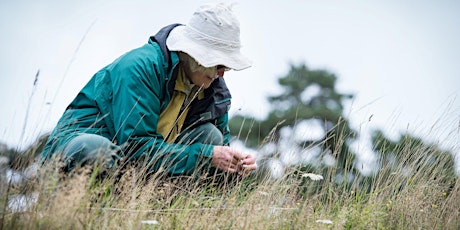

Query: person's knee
[178,123,224,145]
[62,134,120,171]
[201,123,224,145]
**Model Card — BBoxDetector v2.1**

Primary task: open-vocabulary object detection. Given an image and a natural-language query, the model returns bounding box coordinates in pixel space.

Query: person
[40,3,257,178]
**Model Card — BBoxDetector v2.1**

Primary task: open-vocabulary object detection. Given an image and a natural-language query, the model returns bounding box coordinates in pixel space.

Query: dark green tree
[230,63,357,174]
[0,133,48,170]
[371,130,457,181]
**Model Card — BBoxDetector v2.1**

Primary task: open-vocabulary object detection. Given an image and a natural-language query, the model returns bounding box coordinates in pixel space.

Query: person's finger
[243,163,257,171]
[242,164,257,174]
[235,163,256,177]
[241,155,256,165]
[216,160,239,173]
[230,150,246,160]
[221,154,238,166]
[220,152,237,164]
[222,163,237,173]
[242,160,255,167]
[229,161,242,171]
[236,164,244,172]
[230,157,241,166]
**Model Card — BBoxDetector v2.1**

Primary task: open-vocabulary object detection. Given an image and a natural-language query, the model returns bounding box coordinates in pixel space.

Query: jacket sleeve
[109,47,214,175]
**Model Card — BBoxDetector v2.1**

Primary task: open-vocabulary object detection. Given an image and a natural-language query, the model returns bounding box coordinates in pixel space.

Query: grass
[1,84,458,229]
[1,138,458,230]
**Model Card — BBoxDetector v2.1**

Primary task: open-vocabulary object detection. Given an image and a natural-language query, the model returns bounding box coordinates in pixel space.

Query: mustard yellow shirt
[157,67,204,143]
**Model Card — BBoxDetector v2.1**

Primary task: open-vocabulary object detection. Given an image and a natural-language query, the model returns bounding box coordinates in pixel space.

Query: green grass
[1,139,459,230]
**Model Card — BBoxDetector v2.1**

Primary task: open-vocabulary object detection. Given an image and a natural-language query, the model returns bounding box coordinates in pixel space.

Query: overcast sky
[1,0,459,172]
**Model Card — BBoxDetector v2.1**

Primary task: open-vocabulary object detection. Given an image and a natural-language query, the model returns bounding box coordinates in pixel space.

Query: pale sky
[1,0,459,172]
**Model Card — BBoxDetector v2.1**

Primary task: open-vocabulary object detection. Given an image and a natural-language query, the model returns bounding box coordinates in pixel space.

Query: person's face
[187,65,227,89]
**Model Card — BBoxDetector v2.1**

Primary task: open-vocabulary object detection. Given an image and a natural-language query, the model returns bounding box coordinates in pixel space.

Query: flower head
[302,173,324,181]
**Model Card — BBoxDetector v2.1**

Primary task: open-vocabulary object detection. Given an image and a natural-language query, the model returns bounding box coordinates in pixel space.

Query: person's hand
[238,153,257,178]
[211,146,245,173]
[211,146,257,177]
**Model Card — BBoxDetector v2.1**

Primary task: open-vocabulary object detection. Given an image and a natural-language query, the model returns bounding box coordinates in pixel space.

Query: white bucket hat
[166,3,252,71]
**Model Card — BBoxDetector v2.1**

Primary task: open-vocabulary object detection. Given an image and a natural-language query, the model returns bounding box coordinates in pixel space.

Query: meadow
[1,136,458,230]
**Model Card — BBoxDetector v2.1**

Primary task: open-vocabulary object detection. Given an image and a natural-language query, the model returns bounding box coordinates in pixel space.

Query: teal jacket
[42,25,231,175]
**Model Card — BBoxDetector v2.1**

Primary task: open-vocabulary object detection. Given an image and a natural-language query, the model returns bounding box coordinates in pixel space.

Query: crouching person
[40,3,257,180]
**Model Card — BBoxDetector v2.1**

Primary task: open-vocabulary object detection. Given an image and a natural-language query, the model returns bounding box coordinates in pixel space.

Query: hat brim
[166,26,252,71]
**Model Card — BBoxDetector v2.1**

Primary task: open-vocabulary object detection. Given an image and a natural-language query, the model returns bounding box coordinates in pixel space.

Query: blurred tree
[229,63,357,176]
[0,133,48,170]
[0,142,21,169]
[371,130,457,181]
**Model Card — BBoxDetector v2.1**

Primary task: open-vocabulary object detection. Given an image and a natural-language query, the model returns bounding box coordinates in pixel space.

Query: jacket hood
[150,23,182,69]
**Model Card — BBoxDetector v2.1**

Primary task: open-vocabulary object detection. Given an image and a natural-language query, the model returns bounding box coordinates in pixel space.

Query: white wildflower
[141,220,159,225]
[316,219,333,224]
[302,173,324,181]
